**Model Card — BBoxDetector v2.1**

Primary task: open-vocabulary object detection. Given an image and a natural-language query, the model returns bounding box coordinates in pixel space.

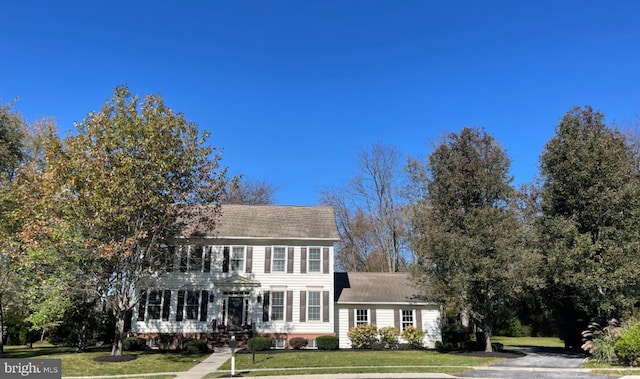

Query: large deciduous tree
[408,127,520,352]
[537,106,640,349]
[13,86,228,356]
[0,102,26,353]
[321,143,409,272]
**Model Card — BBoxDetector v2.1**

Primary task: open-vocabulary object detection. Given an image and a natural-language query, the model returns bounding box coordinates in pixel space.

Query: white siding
[336,304,441,349]
[133,240,335,337]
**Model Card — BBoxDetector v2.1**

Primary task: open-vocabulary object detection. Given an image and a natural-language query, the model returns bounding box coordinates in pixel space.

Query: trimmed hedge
[248,336,273,351]
[123,337,147,351]
[183,339,208,353]
[316,335,339,350]
[289,337,308,350]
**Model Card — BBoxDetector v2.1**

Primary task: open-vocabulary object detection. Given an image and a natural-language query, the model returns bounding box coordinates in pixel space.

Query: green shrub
[183,339,208,353]
[615,321,640,366]
[491,342,504,352]
[316,335,339,350]
[463,340,478,351]
[435,341,449,352]
[401,326,425,349]
[248,336,273,351]
[289,337,308,350]
[378,326,400,349]
[347,324,378,349]
[122,337,147,351]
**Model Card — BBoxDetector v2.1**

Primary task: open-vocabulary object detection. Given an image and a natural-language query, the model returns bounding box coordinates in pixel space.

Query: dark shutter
[222,247,230,273]
[176,290,185,321]
[162,290,171,321]
[203,246,211,272]
[245,247,253,273]
[322,291,330,322]
[179,247,187,272]
[286,290,293,322]
[200,290,209,321]
[287,247,294,273]
[371,309,377,326]
[394,309,400,330]
[299,291,306,322]
[300,248,307,274]
[264,247,271,273]
[348,308,354,329]
[322,247,329,273]
[416,309,422,330]
[138,290,147,322]
[262,291,270,321]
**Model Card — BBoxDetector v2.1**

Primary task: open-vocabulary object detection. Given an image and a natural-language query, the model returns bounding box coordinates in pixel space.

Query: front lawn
[212,350,501,377]
[1,345,208,377]
[491,336,565,348]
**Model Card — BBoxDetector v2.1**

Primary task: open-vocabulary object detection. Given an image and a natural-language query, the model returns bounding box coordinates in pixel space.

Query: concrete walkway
[172,348,234,379]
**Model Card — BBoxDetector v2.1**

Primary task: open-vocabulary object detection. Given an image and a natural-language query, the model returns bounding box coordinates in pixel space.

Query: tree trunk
[111,314,125,356]
[0,300,4,354]
[483,322,493,353]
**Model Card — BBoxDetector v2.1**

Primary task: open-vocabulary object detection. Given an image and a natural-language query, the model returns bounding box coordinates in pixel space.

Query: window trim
[185,290,201,320]
[307,291,321,321]
[270,291,285,321]
[230,246,245,273]
[401,309,415,330]
[272,247,286,272]
[308,247,321,273]
[356,308,369,326]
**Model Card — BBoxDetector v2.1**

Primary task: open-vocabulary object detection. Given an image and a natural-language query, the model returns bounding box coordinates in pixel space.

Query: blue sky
[2,1,638,205]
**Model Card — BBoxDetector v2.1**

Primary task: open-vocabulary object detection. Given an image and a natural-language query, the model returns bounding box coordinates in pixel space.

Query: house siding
[335,304,441,349]
[131,240,336,340]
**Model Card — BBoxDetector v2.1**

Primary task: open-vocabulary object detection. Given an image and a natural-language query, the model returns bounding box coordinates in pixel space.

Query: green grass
[491,336,565,348]
[2,337,566,378]
[0,345,207,377]
[210,366,471,377]
[210,350,500,377]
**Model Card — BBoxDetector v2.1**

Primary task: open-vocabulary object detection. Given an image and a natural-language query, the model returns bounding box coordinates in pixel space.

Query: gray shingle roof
[334,272,430,304]
[178,204,339,240]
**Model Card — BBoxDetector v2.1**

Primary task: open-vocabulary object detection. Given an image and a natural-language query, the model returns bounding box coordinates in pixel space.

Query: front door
[227,296,244,330]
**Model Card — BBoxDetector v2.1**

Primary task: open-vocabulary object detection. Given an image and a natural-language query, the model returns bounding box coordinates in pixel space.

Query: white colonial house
[131,204,441,349]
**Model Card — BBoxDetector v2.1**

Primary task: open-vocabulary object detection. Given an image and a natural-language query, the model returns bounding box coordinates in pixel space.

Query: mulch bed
[93,354,138,362]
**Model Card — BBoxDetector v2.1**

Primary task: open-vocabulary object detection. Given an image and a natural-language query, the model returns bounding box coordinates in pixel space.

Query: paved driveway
[457,347,620,379]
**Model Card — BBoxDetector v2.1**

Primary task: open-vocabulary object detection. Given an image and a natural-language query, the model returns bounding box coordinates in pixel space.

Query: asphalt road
[457,347,620,379]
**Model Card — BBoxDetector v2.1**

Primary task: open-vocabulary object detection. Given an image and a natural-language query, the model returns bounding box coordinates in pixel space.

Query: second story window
[272,247,286,272]
[188,246,203,272]
[308,247,321,272]
[179,245,209,272]
[231,246,245,272]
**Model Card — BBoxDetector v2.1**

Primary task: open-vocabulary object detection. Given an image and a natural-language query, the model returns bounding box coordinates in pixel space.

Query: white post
[231,354,235,376]
[229,335,237,377]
